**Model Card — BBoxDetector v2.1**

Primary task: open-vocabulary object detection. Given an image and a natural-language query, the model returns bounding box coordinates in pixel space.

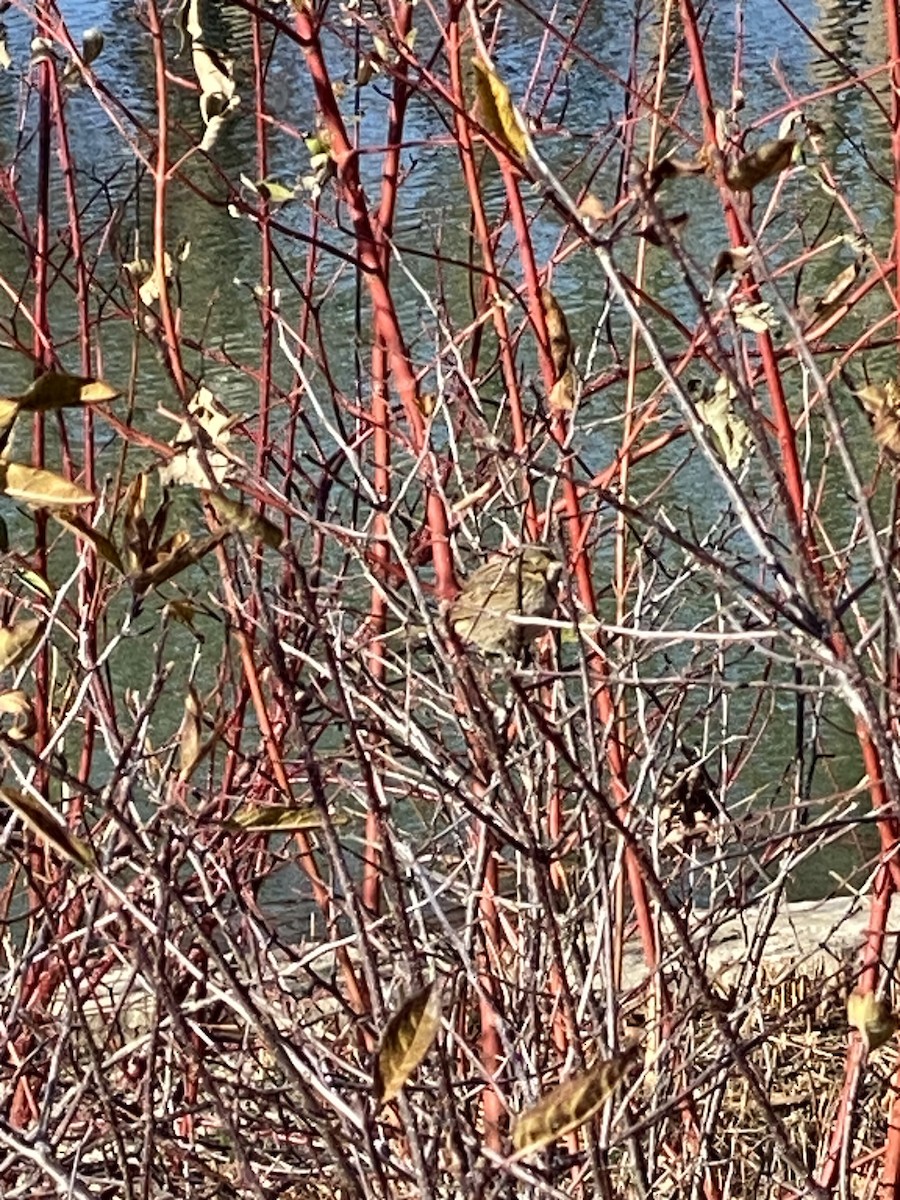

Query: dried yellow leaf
[847,990,899,1050]
[17,373,119,411]
[812,261,860,314]
[0,461,94,507]
[122,472,151,567]
[164,599,202,634]
[159,386,240,490]
[472,57,528,162]
[549,367,576,412]
[223,803,324,832]
[512,1047,638,1155]
[304,129,331,158]
[51,511,124,572]
[695,377,750,470]
[375,981,443,1105]
[0,618,43,673]
[0,397,20,450]
[577,193,608,224]
[178,685,204,781]
[732,299,780,335]
[416,392,437,418]
[854,383,893,415]
[13,567,54,600]
[852,380,900,457]
[0,787,94,869]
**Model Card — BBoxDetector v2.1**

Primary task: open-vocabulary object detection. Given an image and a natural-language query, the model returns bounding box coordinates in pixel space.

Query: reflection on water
[816,0,878,79]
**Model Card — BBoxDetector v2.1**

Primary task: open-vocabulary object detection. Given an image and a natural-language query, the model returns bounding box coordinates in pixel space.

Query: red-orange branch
[293,4,455,597]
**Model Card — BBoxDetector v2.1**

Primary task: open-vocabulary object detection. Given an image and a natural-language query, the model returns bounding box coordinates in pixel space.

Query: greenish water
[0,0,894,911]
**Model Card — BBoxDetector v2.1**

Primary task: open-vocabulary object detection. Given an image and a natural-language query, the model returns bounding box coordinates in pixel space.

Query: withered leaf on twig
[29,37,54,67]
[189,0,239,154]
[241,175,300,206]
[374,980,443,1105]
[847,990,899,1050]
[472,57,528,162]
[0,689,36,741]
[15,372,118,412]
[415,391,437,418]
[711,246,752,285]
[223,803,325,832]
[0,787,94,869]
[121,472,165,570]
[121,470,232,592]
[301,129,335,199]
[813,261,860,314]
[178,685,204,780]
[0,462,94,508]
[123,245,189,307]
[634,211,689,246]
[540,288,573,378]
[204,491,283,549]
[81,27,104,65]
[0,618,42,674]
[645,154,706,195]
[549,366,577,412]
[11,566,53,600]
[541,288,577,411]
[62,27,105,86]
[122,473,148,564]
[734,298,782,336]
[804,241,871,325]
[0,397,19,453]
[159,386,241,490]
[847,378,900,458]
[725,137,796,191]
[512,1046,639,1155]
[732,299,780,335]
[577,193,607,225]
[692,376,750,471]
[164,598,204,639]
[130,530,227,595]
[50,510,124,573]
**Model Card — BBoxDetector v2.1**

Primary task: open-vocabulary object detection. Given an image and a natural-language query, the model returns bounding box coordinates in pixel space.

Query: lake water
[0,0,894,907]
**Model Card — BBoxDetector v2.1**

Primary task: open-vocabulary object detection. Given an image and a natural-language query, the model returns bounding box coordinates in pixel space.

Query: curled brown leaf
[725,137,796,191]
[540,288,573,378]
